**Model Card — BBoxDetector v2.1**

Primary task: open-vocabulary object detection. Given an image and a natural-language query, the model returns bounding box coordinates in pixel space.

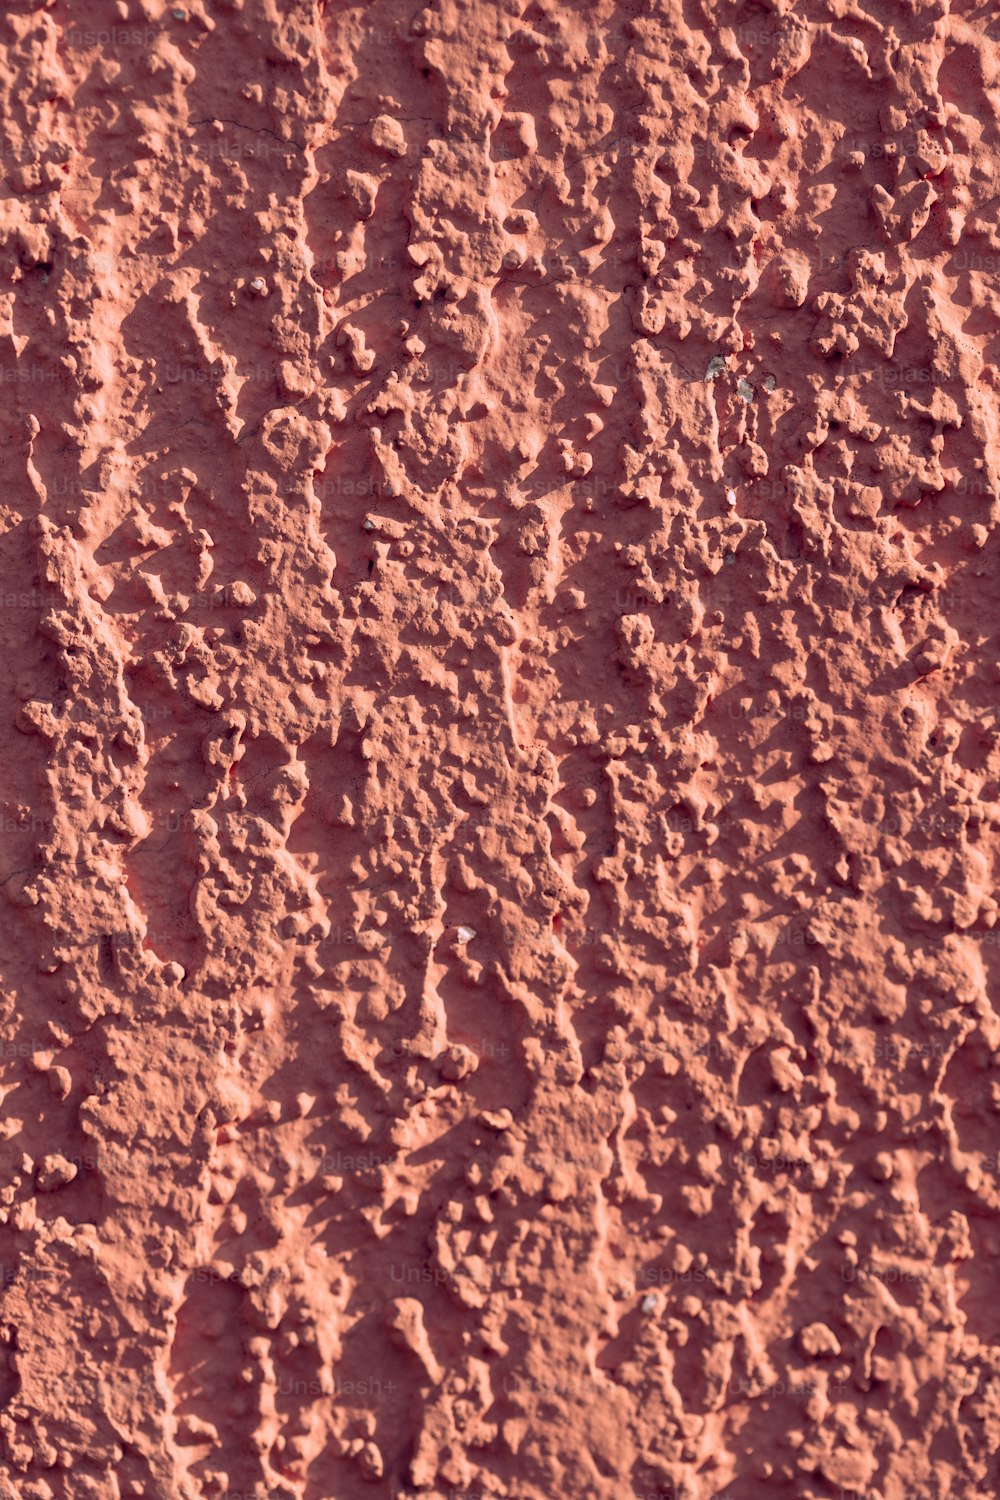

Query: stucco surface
[1,2,999,1498]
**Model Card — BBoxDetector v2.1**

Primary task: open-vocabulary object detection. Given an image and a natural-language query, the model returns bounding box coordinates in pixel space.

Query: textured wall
[1,1,999,1497]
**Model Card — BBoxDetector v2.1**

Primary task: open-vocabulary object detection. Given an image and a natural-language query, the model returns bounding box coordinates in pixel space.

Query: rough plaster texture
[0,1,999,1498]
